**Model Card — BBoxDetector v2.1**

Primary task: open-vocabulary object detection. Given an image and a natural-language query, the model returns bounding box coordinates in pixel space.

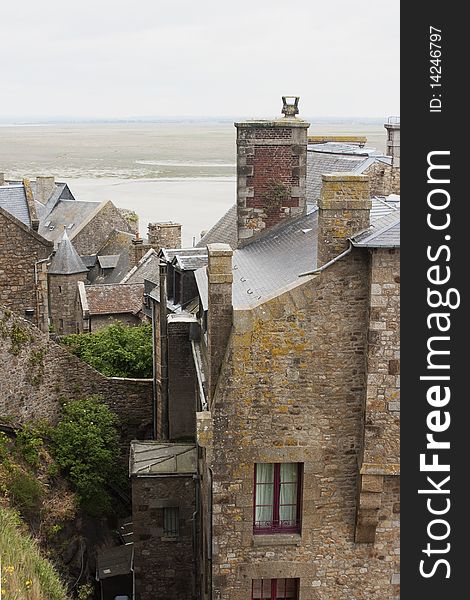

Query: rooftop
[0,184,31,227]
[48,230,88,275]
[195,196,400,310]
[96,544,133,580]
[84,283,144,316]
[129,442,197,477]
[38,199,101,245]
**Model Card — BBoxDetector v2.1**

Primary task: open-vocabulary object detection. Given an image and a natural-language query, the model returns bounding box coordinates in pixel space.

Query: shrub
[61,322,152,378]
[15,424,45,467]
[50,396,121,515]
[8,469,44,520]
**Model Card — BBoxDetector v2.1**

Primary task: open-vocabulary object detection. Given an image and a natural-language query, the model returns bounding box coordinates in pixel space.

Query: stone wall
[71,201,134,255]
[168,316,197,440]
[364,162,400,196]
[90,312,142,332]
[0,306,153,446]
[48,273,86,335]
[0,208,52,332]
[132,475,196,600]
[148,223,182,252]
[199,249,400,599]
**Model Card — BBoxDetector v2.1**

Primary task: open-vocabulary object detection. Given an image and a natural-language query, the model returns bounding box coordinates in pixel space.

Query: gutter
[298,242,353,277]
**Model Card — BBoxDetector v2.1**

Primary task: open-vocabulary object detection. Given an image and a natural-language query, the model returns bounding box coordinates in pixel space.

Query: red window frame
[251,578,299,600]
[253,463,302,534]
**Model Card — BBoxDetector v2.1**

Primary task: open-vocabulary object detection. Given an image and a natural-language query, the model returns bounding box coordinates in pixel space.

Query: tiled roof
[172,251,208,271]
[306,151,368,203]
[80,255,97,268]
[196,204,238,249]
[352,210,400,248]
[48,230,88,275]
[88,229,136,284]
[0,184,31,226]
[195,196,400,310]
[84,283,144,315]
[122,248,160,285]
[130,442,197,476]
[38,200,101,245]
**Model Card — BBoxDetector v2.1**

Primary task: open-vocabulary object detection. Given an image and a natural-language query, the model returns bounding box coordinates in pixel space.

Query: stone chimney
[317,174,371,266]
[235,97,309,245]
[206,243,233,402]
[132,234,149,266]
[384,118,400,168]
[148,222,182,253]
[0,173,5,186]
[36,176,56,204]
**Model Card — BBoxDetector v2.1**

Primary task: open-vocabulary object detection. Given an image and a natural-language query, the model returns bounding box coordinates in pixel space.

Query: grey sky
[0,0,399,119]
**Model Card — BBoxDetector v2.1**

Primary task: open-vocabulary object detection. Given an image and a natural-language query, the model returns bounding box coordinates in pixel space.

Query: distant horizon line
[0,114,395,125]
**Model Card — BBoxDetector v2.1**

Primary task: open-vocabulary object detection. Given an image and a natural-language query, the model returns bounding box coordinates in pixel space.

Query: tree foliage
[61,322,152,378]
[51,396,121,515]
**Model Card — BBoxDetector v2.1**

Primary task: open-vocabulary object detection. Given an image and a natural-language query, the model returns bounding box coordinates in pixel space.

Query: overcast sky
[0,1,399,119]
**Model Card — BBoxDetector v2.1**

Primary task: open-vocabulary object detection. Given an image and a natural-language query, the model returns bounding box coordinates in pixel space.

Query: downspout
[159,260,170,440]
[191,474,200,600]
[208,467,213,600]
[298,242,353,277]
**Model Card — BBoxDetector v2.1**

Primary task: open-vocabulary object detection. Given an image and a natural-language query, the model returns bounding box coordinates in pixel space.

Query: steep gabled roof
[196,204,238,249]
[0,184,31,227]
[38,200,101,245]
[48,230,88,275]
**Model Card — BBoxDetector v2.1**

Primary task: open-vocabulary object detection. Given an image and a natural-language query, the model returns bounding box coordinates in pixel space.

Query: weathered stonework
[71,200,135,255]
[198,248,400,599]
[364,162,400,197]
[317,174,371,265]
[48,272,86,335]
[0,208,52,332]
[0,306,153,448]
[132,475,196,600]
[148,222,182,253]
[235,118,309,243]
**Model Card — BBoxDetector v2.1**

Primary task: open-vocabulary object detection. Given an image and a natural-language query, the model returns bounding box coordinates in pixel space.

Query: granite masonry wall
[132,475,196,600]
[0,306,153,447]
[71,201,134,255]
[198,249,400,600]
[364,162,400,197]
[48,272,87,335]
[0,208,53,332]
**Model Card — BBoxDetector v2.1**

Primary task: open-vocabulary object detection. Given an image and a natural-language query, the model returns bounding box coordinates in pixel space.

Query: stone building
[141,99,400,600]
[130,442,197,600]
[47,230,88,335]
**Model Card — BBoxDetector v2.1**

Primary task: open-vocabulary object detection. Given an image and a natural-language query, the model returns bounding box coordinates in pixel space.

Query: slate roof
[352,209,400,248]
[129,442,197,476]
[196,204,238,249]
[195,196,400,310]
[172,251,208,271]
[87,230,136,284]
[0,184,31,227]
[122,249,160,285]
[80,255,97,268]
[48,230,88,275]
[96,544,133,580]
[38,200,101,245]
[84,283,144,315]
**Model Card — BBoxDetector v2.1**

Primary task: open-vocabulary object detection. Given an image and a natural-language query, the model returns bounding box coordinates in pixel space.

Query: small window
[163,507,179,537]
[58,286,62,293]
[254,463,302,534]
[59,319,64,331]
[252,578,299,600]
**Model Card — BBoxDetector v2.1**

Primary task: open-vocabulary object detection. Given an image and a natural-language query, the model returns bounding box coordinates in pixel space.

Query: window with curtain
[253,463,301,533]
[252,578,299,599]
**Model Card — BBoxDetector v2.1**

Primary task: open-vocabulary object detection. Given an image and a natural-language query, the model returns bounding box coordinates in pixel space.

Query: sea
[0,119,387,246]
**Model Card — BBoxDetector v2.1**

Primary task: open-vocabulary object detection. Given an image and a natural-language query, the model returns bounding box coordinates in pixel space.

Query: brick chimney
[148,222,182,253]
[317,174,371,266]
[235,97,310,245]
[384,118,400,168]
[36,176,56,204]
[206,243,233,402]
